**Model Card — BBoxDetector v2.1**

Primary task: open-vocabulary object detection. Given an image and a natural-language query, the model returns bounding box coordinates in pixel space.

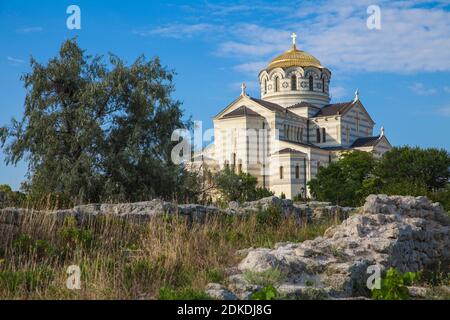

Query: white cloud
[437,107,450,117]
[409,83,437,96]
[221,1,450,73]
[16,26,43,33]
[136,1,450,74]
[330,86,347,100]
[133,23,217,38]
[233,61,266,74]
[7,56,25,65]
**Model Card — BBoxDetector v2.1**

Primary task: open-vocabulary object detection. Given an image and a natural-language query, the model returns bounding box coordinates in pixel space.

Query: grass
[243,268,285,287]
[0,205,338,299]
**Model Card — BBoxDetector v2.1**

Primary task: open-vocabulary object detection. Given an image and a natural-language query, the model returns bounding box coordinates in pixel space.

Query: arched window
[309,75,314,91]
[322,128,326,143]
[274,76,279,92]
[291,75,297,91]
[322,78,325,93]
[280,166,284,179]
[316,128,321,143]
[295,165,300,179]
[264,79,267,94]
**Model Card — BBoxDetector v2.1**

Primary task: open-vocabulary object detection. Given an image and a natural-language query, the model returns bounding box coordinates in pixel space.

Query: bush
[214,169,274,202]
[372,268,421,300]
[13,235,57,260]
[256,204,283,229]
[254,187,275,199]
[428,186,450,213]
[244,268,285,287]
[251,285,279,300]
[59,217,93,249]
[0,267,54,293]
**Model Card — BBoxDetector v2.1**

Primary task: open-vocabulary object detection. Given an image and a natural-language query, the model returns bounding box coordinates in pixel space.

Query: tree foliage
[214,168,274,203]
[0,185,26,208]
[0,39,190,204]
[375,146,450,191]
[308,151,377,206]
[308,147,450,210]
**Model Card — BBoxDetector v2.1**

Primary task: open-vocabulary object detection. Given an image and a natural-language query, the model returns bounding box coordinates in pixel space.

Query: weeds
[0,208,339,299]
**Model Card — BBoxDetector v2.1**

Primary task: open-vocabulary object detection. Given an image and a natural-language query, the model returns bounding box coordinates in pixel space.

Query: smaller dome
[267,46,323,71]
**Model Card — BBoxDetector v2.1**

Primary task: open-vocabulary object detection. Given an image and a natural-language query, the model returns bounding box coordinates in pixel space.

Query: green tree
[308,151,376,206]
[0,39,189,204]
[0,185,26,208]
[214,168,272,203]
[375,146,450,191]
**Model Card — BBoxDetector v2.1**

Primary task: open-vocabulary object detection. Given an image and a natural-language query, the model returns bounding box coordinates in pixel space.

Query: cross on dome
[291,32,297,49]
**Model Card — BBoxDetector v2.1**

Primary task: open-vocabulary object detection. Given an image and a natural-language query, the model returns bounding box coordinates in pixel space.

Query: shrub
[254,187,275,199]
[59,217,93,249]
[372,268,421,300]
[251,285,278,300]
[0,267,54,293]
[13,235,57,260]
[206,268,225,283]
[244,268,285,287]
[428,186,450,213]
[256,204,283,229]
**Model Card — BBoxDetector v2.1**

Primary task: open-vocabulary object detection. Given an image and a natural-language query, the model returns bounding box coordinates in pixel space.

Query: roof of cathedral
[288,101,321,109]
[279,138,325,151]
[267,46,323,71]
[250,97,286,113]
[221,106,263,119]
[313,101,355,117]
[273,148,306,155]
[250,97,304,118]
[350,136,382,148]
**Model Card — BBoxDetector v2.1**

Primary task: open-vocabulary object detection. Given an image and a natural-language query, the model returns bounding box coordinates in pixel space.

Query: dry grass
[0,207,339,300]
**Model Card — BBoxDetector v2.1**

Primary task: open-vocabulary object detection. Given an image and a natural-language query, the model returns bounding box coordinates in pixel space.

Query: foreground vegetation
[0,205,337,299]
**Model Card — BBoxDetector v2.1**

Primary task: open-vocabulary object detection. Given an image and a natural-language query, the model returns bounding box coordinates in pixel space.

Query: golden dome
[267,45,323,71]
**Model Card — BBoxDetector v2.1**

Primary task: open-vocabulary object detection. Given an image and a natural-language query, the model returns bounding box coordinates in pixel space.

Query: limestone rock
[205,283,238,300]
[226,194,450,299]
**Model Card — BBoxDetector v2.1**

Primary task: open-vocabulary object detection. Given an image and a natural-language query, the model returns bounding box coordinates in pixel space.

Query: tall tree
[0,39,189,204]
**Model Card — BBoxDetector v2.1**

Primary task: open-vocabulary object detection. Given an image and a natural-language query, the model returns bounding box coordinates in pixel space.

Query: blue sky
[1,0,449,190]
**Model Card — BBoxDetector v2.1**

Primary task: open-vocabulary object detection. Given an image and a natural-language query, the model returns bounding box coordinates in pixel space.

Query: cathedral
[198,33,392,199]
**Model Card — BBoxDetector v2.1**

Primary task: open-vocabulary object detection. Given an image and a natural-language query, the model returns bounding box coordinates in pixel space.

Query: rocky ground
[1,194,448,300]
[206,195,450,300]
[0,196,356,227]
